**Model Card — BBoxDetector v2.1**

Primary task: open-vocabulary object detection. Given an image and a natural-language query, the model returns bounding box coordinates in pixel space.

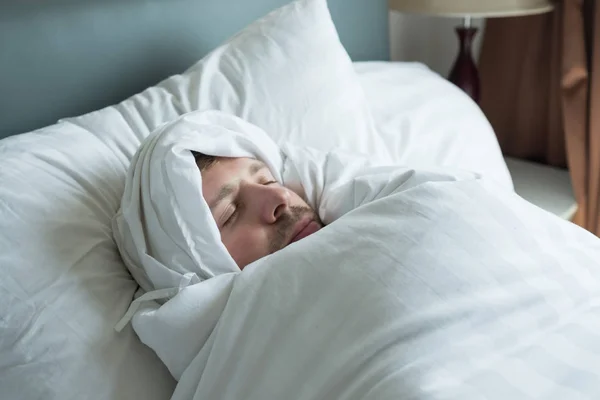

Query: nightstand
[504,157,578,220]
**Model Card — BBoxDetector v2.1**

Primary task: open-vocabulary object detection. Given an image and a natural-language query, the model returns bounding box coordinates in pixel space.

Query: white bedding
[0,0,515,398]
[124,111,600,400]
[0,72,516,400]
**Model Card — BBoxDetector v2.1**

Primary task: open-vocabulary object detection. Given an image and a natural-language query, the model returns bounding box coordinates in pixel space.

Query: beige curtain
[479,0,600,234]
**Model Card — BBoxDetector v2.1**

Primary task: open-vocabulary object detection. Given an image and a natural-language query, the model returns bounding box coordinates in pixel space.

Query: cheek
[221,227,270,268]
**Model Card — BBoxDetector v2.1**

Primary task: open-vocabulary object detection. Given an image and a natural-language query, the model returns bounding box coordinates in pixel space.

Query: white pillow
[64,0,391,165]
[0,1,388,399]
[0,126,176,400]
[355,61,513,190]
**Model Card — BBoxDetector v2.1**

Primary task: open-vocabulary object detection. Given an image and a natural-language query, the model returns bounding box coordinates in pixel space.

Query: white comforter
[115,111,600,399]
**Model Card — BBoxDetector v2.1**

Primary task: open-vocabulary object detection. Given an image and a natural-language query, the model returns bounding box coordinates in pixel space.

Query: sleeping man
[193,152,324,269]
[112,110,600,400]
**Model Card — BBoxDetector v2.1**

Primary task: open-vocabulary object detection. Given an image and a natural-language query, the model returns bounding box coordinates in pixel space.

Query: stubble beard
[268,206,322,254]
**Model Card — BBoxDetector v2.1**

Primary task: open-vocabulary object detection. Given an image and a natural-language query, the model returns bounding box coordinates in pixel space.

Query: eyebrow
[208,161,268,212]
[249,161,266,175]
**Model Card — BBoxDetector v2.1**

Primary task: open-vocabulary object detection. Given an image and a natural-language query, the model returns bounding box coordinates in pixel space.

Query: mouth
[289,217,321,245]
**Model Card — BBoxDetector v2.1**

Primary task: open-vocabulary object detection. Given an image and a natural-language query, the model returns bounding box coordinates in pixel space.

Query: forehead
[200,157,266,199]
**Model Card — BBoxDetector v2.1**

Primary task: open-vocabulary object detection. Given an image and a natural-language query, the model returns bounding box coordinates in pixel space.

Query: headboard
[0,0,389,139]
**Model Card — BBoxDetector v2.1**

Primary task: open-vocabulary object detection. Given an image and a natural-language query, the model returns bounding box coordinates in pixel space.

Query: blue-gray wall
[0,0,389,139]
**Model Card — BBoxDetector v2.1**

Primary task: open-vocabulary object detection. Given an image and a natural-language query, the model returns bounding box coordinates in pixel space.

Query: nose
[251,183,290,224]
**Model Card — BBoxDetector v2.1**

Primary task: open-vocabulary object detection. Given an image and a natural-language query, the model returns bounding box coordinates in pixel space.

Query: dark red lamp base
[448,26,480,104]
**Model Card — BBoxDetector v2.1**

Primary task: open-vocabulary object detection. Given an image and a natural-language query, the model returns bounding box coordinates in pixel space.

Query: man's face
[200,157,323,269]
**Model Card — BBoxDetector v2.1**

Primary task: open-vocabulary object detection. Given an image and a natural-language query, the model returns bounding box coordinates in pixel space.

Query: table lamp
[388,0,555,103]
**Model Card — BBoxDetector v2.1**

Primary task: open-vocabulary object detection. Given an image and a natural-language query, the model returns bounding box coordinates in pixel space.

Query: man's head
[194,152,323,269]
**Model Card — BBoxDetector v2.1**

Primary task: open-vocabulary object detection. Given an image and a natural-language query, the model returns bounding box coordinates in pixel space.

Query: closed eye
[223,204,238,227]
[223,199,245,227]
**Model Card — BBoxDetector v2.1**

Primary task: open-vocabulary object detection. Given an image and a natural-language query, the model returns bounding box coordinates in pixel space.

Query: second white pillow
[159,0,393,163]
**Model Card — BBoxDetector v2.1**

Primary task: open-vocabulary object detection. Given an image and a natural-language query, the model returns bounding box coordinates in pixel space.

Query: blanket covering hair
[113,110,473,327]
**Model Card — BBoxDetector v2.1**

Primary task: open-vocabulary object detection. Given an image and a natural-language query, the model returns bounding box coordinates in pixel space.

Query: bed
[8,1,597,399]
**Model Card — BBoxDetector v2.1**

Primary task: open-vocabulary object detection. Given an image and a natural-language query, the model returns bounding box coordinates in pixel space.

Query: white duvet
[115,111,600,399]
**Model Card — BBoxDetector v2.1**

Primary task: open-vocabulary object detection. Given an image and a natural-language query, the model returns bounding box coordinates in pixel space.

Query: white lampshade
[388,0,555,18]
